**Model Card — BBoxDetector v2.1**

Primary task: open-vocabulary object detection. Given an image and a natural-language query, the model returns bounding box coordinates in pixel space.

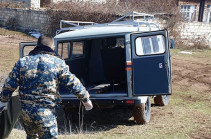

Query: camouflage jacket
[0,53,90,107]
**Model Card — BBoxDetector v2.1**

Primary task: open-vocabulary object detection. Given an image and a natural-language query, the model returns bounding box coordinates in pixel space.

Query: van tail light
[126,100,134,104]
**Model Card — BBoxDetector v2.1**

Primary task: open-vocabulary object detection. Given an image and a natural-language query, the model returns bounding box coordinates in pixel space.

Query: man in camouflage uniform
[0,35,93,139]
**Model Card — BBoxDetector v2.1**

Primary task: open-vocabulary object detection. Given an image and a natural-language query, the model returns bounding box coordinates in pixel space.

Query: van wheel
[154,95,170,106]
[133,97,151,124]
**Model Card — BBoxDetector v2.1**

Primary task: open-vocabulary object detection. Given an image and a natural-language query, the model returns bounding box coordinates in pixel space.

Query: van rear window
[135,35,165,56]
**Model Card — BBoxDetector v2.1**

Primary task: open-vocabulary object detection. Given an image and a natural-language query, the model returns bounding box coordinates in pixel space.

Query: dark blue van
[20,12,173,124]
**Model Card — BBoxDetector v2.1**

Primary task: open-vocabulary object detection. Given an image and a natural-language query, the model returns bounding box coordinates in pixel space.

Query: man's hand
[0,102,8,113]
[82,100,93,111]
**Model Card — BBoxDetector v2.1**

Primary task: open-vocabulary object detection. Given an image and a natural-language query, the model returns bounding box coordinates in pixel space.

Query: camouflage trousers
[21,104,58,139]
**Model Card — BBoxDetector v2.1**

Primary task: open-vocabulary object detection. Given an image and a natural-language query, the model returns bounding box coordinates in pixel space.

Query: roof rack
[56,20,97,34]
[56,11,160,35]
[111,11,154,22]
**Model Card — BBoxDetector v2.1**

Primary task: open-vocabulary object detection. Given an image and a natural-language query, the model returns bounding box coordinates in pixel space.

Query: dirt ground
[0,29,210,139]
[173,54,211,93]
[171,51,211,138]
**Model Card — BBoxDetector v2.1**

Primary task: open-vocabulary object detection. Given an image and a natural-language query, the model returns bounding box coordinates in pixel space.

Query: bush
[46,0,180,36]
[46,10,117,35]
[0,2,26,8]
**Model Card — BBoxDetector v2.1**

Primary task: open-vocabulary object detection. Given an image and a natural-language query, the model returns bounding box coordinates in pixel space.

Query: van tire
[154,95,170,106]
[133,97,151,124]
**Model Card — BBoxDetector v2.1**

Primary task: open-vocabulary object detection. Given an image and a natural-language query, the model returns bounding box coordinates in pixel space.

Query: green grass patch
[170,49,211,62]
[188,101,211,115]
[173,85,211,115]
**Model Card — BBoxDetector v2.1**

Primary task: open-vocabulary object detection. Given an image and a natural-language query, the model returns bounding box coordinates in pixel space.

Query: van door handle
[165,62,169,68]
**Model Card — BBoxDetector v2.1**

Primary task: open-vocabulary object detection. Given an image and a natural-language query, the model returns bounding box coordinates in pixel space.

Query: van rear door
[131,30,171,96]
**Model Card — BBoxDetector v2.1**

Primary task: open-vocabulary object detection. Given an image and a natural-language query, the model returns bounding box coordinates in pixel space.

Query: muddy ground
[0,29,210,139]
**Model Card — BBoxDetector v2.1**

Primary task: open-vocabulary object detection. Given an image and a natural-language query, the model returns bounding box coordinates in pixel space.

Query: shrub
[0,2,26,8]
[46,0,180,36]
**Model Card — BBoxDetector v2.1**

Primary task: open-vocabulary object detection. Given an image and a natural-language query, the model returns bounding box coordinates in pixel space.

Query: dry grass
[0,28,36,75]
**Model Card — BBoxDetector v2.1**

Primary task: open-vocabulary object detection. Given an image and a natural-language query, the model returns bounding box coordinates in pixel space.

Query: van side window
[58,42,70,59]
[72,41,84,59]
[135,35,165,56]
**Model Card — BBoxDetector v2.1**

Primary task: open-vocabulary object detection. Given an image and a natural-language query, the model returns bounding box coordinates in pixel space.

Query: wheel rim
[144,98,151,122]
[162,95,170,105]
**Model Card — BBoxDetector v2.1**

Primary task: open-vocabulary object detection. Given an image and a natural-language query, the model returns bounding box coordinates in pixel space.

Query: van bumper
[61,98,143,107]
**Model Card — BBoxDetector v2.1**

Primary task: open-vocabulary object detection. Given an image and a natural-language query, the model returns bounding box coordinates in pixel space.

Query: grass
[0,28,30,38]
[175,88,211,115]
[0,28,35,74]
[5,49,211,139]
[0,47,19,74]
[7,83,210,139]
[170,49,211,62]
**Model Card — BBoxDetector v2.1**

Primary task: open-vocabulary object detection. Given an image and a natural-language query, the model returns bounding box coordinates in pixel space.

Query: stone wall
[179,22,211,47]
[0,8,49,32]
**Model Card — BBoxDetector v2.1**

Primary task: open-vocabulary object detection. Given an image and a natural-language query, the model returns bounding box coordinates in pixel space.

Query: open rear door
[131,30,172,96]
[19,42,37,58]
[0,42,36,138]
